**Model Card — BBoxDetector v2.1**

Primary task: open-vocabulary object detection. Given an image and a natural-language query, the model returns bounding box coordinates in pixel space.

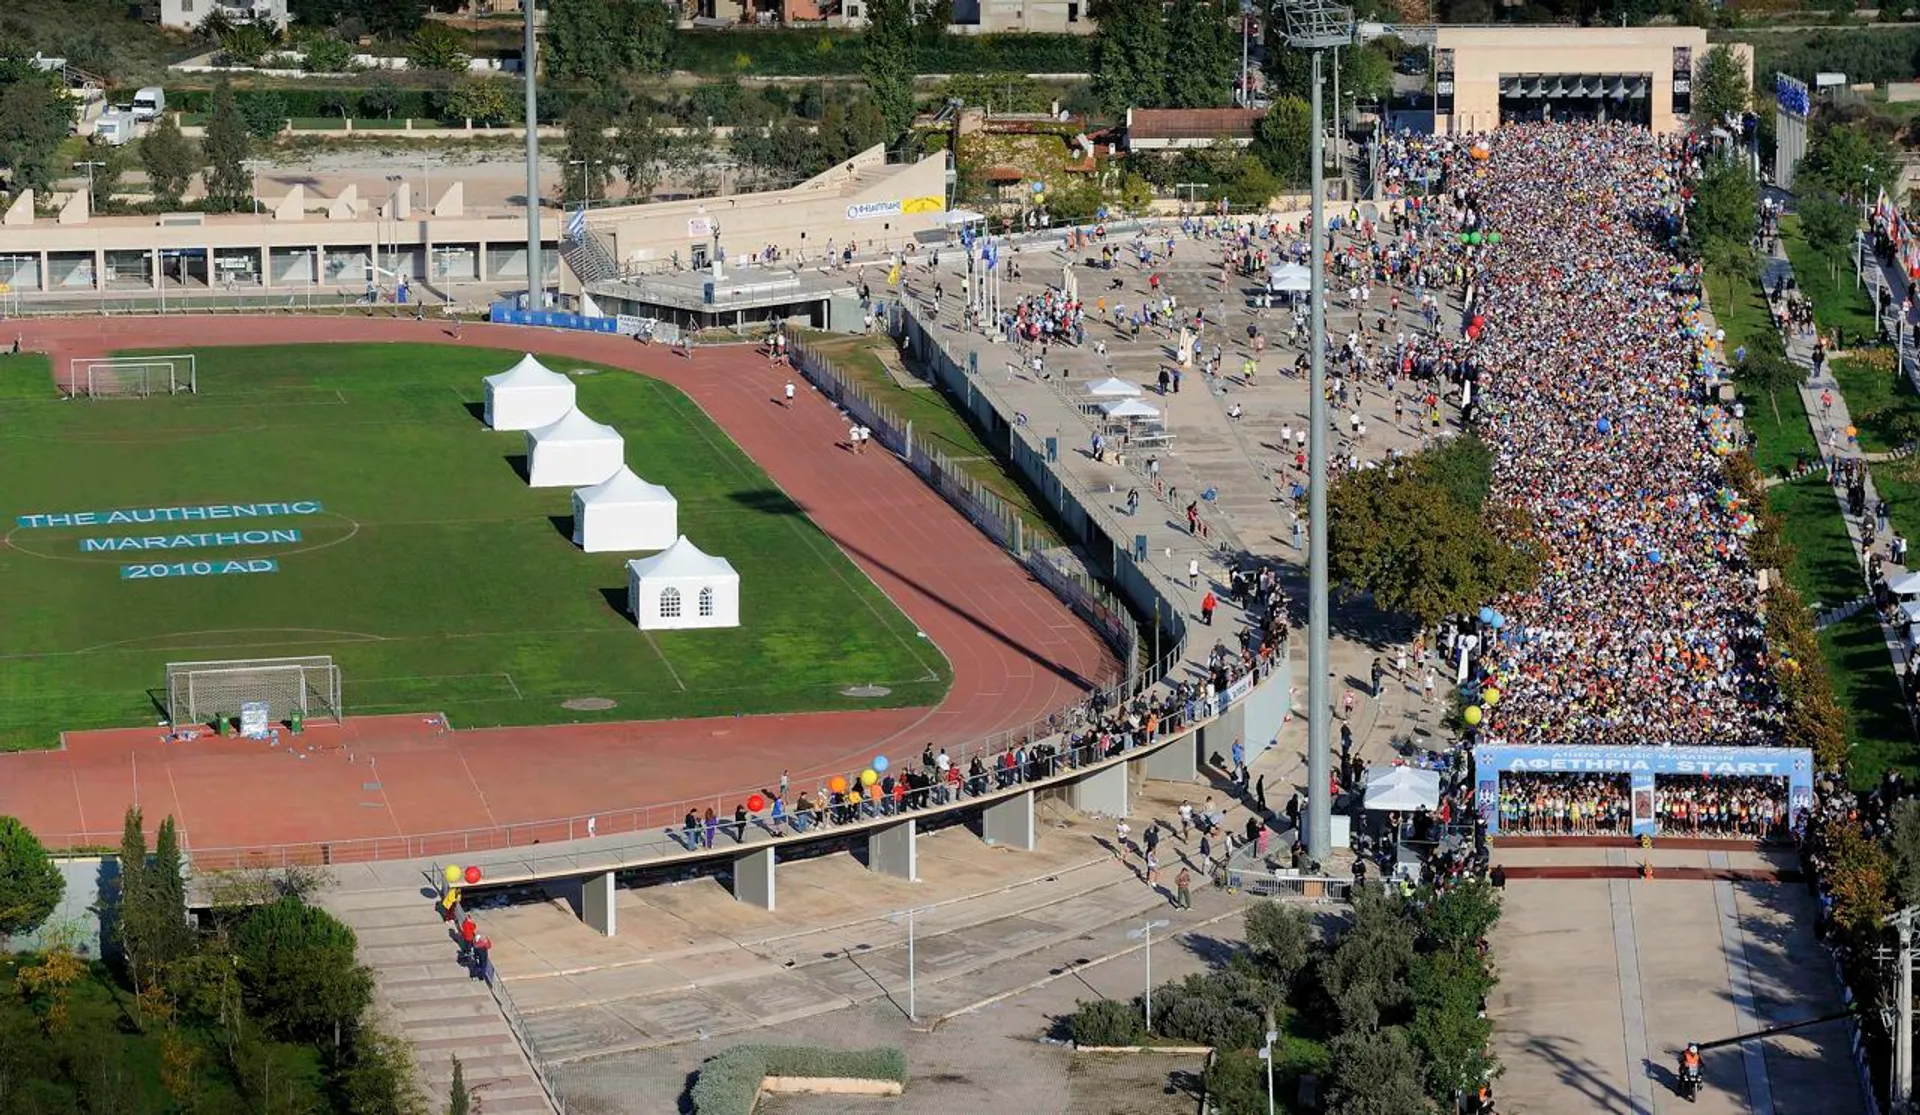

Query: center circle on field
[3,511,363,565]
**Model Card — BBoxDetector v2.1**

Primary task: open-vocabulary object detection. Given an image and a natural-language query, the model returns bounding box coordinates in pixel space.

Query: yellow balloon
[443,864,462,884]
[860,769,878,787]
[1463,705,1483,726]
[1482,686,1501,707]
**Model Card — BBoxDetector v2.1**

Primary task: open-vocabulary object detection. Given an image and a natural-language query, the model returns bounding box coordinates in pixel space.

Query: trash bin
[216,714,230,737]
[290,711,303,735]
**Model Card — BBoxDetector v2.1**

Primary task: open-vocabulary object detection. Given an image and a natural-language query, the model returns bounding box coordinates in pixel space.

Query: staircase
[560,229,621,287]
[323,887,560,1114]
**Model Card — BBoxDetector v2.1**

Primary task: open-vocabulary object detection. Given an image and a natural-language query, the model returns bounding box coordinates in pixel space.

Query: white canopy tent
[526,409,624,488]
[1890,571,1920,596]
[626,535,740,631]
[1362,765,1441,812]
[1902,599,1920,624]
[484,353,576,431]
[1101,398,1162,421]
[1268,263,1312,293]
[939,208,987,227]
[572,467,678,553]
[1085,376,1144,398]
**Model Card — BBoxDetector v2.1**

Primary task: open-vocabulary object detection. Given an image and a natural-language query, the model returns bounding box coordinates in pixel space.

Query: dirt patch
[842,685,893,698]
[562,697,618,711]
[1064,1053,1204,1115]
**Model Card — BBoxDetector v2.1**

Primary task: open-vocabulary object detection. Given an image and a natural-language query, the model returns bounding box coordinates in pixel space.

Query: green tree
[233,896,373,1046]
[141,116,200,206]
[147,817,194,973]
[219,22,273,67]
[1324,1027,1433,1115]
[446,78,512,127]
[361,76,403,120]
[861,0,918,139]
[1733,346,1802,427]
[406,22,471,74]
[1798,190,1859,283]
[301,33,354,74]
[1408,950,1495,1107]
[1319,888,1414,1034]
[0,79,75,194]
[447,1055,470,1115]
[0,816,62,940]
[1693,43,1750,125]
[338,1023,429,1115]
[545,0,618,84]
[1827,824,1893,933]
[1689,155,1757,254]
[1798,118,1896,203]
[241,90,289,139]
[203,77,252,212]
[1244,901,1316,990]
[1887,799,1920,910]
[618,0,675,75]
[1091,0,1167,112]
[113,806,152,992]
[614,105,667,201]
[561,104,614,203]
[1412,430,1495,512]
[1411,880,1501,955]
[1164,0,1236,108]
[1255,95,1312,185]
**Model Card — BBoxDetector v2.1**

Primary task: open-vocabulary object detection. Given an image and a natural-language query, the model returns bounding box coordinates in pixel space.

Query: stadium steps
[324,888,561,1114]
[560,231,621,286]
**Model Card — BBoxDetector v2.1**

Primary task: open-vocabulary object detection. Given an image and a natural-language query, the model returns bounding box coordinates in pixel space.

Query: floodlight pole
[1306,45,1333,864]
[523,0,542,310]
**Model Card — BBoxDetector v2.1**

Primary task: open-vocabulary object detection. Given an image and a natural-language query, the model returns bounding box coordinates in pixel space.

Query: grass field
[0,344,949,750]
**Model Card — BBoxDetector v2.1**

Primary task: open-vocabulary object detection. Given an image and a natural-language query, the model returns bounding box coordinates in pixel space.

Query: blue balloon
[873,755,889,773]
[1478,606,1495,624]
[1596,417,1612,434]
[1647,550,1662,564]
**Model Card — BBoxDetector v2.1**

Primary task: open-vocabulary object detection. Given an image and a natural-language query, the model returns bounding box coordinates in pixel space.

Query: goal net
[64,354,198,399]
[166,655,342,728]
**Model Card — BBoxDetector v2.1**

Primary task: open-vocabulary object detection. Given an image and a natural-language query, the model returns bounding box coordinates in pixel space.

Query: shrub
[1148,970,1276,1050]
[687,1045,906,1114]
[1067,997,1144,1046]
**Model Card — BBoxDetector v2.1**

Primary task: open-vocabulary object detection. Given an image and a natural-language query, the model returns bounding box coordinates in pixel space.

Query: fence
[484,965,568,1114]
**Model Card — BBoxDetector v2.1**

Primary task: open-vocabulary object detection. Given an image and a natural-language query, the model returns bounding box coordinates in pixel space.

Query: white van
[131,87,164,121]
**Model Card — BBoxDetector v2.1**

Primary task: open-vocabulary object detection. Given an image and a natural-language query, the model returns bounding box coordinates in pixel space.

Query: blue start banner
[17,501,323,530]
[120,559,278,581]
[81,528,301,553]
[1473,744,1815,838]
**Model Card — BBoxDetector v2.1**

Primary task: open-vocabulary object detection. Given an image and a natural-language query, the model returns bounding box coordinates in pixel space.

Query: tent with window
[625,535,740,631]
[526,408,624,488]
[572,467,678,553]
[484,353,575,431]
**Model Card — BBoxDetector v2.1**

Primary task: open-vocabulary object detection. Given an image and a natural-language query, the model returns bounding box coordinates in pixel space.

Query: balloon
[1478,606,1495,624]
[1487,232,1503,244]
[847,785,863,802]
[464,865,481,885]
[444,864,462,884]
[1847,425,1858,438]
[1597,417,1611,434]
[1482,686,1501,707]
[860,769,878,787]
[1647,550,1662,564]
[1458,233,1471,244]
[746,793,766,813]
[828,775,848,794]
[1463,705,1483,726]
[873,755,889,773]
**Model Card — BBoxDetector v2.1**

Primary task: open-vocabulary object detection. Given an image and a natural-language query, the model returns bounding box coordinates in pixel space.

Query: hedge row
[169,86,443,120]
[669,29,1092,76]
[687,1045,907,1114]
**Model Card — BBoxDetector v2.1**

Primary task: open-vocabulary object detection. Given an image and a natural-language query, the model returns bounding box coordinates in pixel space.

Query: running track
[0,317,1119,856]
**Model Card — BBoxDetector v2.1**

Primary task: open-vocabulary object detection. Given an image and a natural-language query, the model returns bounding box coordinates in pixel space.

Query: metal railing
[483,964,568,1114]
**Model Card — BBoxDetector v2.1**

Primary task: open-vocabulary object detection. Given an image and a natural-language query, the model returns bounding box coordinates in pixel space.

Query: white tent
[1085,376,1144,398]
[1890,571,1920,596]
[1362,765,1441,812]
[626,535,740,631]
[1101,398,1162,420]
[526,409,624,488]
[484,353,576,431]
[1902,599,1920,624]
[1268,262,1312,293]
[572,467,678,553]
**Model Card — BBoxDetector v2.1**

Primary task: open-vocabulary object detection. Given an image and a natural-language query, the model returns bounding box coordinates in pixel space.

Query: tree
[448,1055,470,1115]
[406,23,471,74]
[1798,190,1859,276]
[0,816,61,940]
[545,0,618,84]
[218,22,273,67]
[361,77,403,120]
[1693,43,1750,126]
[619,0,675,76]
[561,105,614,203]
[1826,824,1893,933]
[1244,901,1315,990]
[1324,1027,1433,1115]
[15,923,86,1035]
[0,80,74,194]
[1408,949,1495,1106]
[1798,118,1896,203]
[301,33,354,74]
[1887,798,1920,910]
[142,116,200,206]
[203,78,252,213]
[1255,95,1312,185]
[337,1022,429,1115]
[113,806,152,992]
[615,105,667,202]
[241,91,289,140]
[1091,0,1167,113]
[446,78,512,127]
[1319,888,1414,1034]
[861,0,918,140]
[1163,0,1236,109]
[233,896,373,1046]
[147,817,194,973]
[1689,154,1757,254]
[1411,880,1501,955]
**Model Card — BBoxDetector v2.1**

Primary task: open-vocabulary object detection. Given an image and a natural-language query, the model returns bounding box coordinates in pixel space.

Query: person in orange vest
[458,915,477,963]
[1201,590,1217,626]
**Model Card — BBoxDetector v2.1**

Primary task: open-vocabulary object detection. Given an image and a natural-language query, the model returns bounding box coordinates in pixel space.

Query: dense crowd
[1446,124,1779,748]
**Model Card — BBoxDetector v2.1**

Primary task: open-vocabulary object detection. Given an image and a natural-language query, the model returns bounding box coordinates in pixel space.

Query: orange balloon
[828,775,848,794]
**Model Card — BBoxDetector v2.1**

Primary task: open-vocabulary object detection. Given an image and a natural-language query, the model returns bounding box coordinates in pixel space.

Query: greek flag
[566,206,587,243]
[983,239,999,271]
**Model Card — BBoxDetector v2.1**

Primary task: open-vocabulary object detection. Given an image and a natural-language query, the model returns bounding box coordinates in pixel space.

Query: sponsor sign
[1475,744,1814,837]
[846,196,946,221]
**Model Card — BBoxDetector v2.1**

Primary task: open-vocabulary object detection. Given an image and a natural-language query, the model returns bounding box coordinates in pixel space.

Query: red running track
[0,317,1119,858]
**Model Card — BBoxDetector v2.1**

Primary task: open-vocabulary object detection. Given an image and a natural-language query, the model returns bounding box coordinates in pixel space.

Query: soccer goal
[64,354,197,399]
[166,655,342,728]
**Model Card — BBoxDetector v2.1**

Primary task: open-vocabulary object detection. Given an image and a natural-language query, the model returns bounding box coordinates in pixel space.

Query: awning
[1501,73,1649,99]
[938,208,988,226]
[1085,376,1143,397]
[1362,765,1441,812]
[1890,571,1920,596]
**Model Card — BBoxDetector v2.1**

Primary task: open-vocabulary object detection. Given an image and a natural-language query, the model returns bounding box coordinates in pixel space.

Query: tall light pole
[522,0,542,309]
[243,158,262,216]
[1893,907,1917,1113]
[1259,1028,1278,1115]
[76,160,105,211]
[888,905,934,1023]
[1125,918,1172,1034]
[1278,0,1353,864]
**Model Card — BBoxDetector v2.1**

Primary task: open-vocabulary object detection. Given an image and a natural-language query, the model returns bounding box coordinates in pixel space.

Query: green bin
[290,711,304,735]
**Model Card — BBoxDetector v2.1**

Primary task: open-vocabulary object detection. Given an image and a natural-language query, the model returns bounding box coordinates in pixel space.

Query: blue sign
[121,559,279,581]
[1474,744,1814,838]
[487,305,621,333]
[81,528,301,553]
[17,501,323,530]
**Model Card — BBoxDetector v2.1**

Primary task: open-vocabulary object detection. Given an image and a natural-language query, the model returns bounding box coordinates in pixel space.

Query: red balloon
[464,865,481,885]
[460,917,476,942]
[746,794,766,813]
